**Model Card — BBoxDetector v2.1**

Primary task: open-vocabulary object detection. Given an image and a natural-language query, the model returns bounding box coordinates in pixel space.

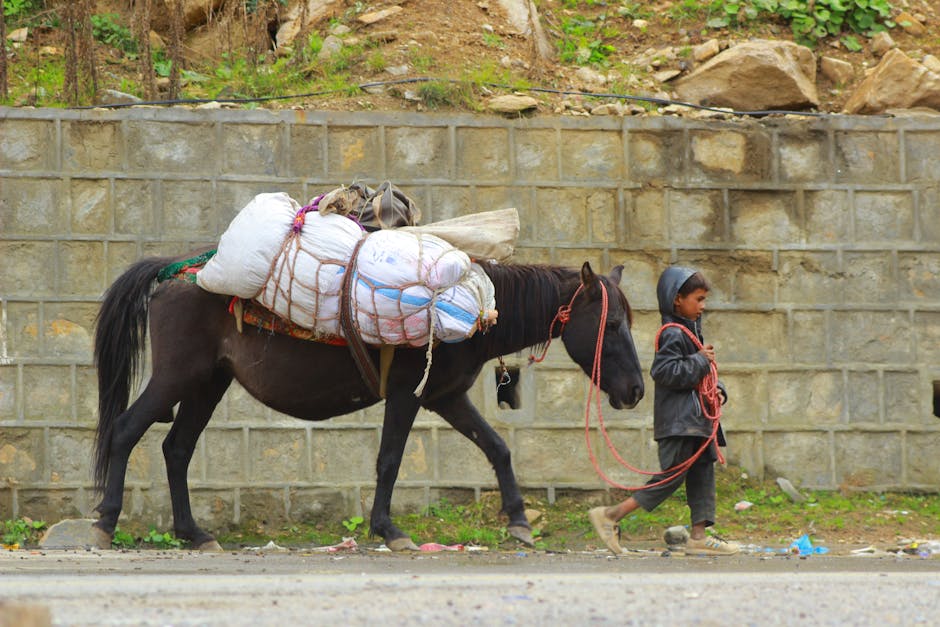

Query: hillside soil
[5,1,940,113]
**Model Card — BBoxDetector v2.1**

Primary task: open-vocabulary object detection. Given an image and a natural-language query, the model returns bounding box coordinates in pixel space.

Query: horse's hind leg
[93,385,175,547]
[162,369,232,551]
[427,392,534,546]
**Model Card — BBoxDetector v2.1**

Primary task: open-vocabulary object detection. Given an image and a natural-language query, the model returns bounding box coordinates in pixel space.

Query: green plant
[482,32,505,49]
[416,79,474,109]
[153,50,173,78]
[408,47,435,72]
[366,50,387,72]
[840,34,863,51]
[111,526,137,549]
[342,515,364,532]
[618,2,654,20]
[1,518,46,547]
[775,0,894,46]
[142,528,183,549]
[90,13,137,55]
[557,15,616,66]
[3,0,43,25]
[325,44,363,74]
[305,33,324,60]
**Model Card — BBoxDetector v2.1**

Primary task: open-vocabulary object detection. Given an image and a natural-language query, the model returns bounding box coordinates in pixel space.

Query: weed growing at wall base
[1,518,46,548]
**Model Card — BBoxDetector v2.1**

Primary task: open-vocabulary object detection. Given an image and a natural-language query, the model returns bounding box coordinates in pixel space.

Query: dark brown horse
[92,255,644,550]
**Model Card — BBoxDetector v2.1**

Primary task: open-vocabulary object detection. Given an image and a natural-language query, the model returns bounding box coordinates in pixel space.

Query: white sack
[352,230,493,346]
[196,192,300,298]
[257,210,365,328]
[400,207,519,262]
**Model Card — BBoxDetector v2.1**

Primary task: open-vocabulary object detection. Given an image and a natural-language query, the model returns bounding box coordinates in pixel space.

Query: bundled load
[196,188,516,347]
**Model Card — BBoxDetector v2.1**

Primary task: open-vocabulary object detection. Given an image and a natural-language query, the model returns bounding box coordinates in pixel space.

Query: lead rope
[528,285,583,365]
[581,286,724,491]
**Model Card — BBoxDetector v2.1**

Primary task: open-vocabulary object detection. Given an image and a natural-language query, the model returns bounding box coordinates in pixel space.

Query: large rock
[495,0,553,61]
[276,0,342,49]
[151,0,227,33]
[487,94,538,113]
[843,48,940,114]
[675,40,819,111]
[38,519,102,550]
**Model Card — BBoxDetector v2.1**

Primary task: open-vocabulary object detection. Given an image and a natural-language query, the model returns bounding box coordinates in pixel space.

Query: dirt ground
[9,0,940,112]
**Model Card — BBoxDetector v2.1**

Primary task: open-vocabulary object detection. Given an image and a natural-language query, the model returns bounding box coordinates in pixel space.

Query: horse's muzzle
[609,385,643,410]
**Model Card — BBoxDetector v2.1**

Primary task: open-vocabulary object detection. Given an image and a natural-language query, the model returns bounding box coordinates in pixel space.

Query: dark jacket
[650,266,726,444]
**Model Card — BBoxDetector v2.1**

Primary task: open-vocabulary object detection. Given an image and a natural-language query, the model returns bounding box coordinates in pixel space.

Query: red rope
[527,285,582,364]
[580,287,724,491]
[526,281,724,492]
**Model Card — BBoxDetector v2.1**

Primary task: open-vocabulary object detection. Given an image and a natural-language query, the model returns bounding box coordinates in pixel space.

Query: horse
[91,254,645,551]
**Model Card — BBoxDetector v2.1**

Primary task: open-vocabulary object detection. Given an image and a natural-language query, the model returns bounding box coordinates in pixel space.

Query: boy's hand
[699,344,715,363]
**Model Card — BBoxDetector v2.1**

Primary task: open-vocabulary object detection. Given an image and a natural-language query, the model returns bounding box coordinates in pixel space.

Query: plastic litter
[734,500,754,511]
[244,540,288,552]
[900,540,940,558]
[309,537,358,553]
[788,533,829,555]
[419,542,464,552]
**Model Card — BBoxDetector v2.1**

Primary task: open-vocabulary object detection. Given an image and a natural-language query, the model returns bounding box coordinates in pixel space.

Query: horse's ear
[580,262,597,286]
[609,265,623,285]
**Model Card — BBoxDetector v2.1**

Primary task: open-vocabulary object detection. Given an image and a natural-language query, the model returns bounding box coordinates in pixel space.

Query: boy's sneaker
[684,535,740,556]
[588,507,623,554]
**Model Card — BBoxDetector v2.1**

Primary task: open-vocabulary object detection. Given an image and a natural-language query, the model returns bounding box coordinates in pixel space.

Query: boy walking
[589,266,740,556]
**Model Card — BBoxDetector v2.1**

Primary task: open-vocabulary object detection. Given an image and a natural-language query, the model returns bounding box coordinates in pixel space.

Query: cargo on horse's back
[91,253,644,552]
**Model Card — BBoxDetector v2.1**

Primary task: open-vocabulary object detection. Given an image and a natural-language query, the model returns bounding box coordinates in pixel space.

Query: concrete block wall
[1,107,938,529]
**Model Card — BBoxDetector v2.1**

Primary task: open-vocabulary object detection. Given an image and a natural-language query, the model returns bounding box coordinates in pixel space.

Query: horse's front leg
[427,392,534,546]
[370,390,422,551]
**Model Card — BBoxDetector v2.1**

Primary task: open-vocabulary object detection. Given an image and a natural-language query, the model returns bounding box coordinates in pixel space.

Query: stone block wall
[1,107,938,528]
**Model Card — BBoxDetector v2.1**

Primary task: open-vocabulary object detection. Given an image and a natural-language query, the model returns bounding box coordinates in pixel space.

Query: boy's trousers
[632,436,717,527]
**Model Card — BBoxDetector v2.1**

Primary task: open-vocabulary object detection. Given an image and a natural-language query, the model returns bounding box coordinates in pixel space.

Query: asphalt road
[2,548,939,626]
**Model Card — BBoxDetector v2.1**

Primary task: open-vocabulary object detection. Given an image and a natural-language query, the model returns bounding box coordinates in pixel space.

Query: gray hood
[656,266,696,320]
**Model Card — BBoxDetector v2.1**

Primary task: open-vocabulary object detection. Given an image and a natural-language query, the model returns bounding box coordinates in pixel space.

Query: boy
[588,266,740,556]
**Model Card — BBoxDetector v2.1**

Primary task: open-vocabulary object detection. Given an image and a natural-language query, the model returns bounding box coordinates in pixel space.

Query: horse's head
[561,263,644,410]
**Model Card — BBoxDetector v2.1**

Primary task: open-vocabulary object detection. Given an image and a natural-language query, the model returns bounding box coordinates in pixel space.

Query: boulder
[843,49,940,114]
[674,40,819,111]
[496,0,554,61]
[487,94,538,113]
[38,518,102,549]
[870,31,895,57]
[357,5,403,25]
[896,11,926,36]
[692,38,720,63]
[276,0,342,49]
[151,0,226,33]
[820,56,854,85]
[923,55,940,74]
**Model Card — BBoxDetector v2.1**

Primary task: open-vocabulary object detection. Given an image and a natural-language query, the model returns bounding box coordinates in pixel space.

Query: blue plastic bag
[789,533,829,555]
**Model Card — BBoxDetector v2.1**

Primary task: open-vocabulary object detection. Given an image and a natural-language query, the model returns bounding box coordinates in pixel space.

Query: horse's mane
[477,263,577,355]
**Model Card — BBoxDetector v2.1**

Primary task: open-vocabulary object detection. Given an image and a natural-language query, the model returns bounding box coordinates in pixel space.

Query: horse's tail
[93,256,174,493]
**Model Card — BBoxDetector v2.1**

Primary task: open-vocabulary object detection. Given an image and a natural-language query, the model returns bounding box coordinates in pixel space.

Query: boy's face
[674,288,708,320]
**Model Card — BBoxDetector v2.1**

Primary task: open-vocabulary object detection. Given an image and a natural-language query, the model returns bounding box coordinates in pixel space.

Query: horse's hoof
[194,539,224,552]
[91,525,113,550]
[508,525,535,547]
[387,537,420,552]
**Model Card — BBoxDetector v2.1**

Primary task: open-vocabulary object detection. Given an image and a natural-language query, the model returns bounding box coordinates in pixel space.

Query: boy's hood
[656,266,696,320]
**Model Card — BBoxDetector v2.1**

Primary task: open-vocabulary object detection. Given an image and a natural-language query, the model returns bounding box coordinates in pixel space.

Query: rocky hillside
[4,0,940,115]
